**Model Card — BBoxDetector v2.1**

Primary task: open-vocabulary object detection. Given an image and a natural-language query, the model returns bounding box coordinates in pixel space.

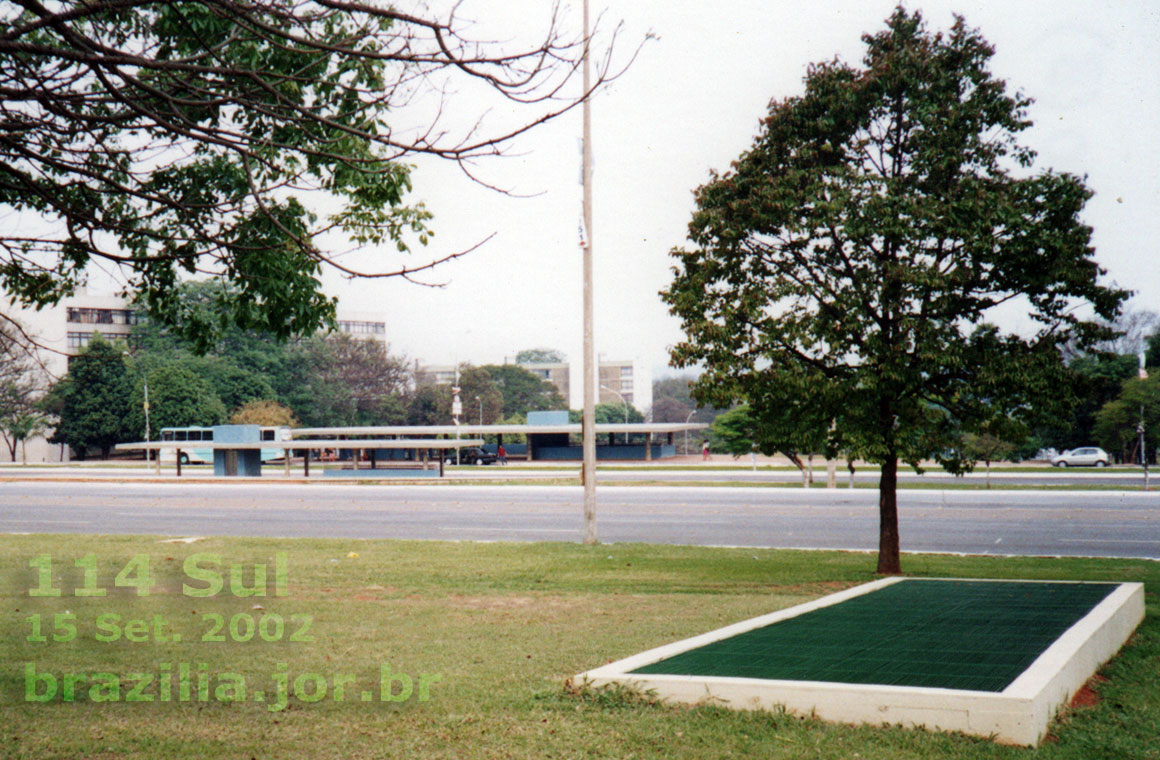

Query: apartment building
[416,357,650,415]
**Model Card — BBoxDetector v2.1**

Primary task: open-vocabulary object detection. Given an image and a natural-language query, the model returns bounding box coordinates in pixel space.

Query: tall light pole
[476,395,482,426]
[580,0,597,545]
[601,384,628,445]
[1141,352,1149,491]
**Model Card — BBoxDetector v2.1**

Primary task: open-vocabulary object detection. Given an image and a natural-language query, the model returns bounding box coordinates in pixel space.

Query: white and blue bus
[159,426,291,465]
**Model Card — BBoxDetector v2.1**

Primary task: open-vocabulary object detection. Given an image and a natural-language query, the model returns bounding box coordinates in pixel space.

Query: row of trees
[695,314,1159,468]
[11,284,587,458]
[44,342,580,459]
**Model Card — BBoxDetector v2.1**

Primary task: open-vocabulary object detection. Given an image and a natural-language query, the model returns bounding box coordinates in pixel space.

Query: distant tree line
[23,283,582,458]
[675,308,1160,468]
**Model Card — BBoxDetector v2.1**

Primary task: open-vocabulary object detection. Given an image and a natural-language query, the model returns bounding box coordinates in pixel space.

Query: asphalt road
[1,481,1157,559]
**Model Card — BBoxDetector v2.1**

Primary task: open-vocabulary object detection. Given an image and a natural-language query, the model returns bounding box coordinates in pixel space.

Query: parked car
[446,446,497,465]
[1051,447,1110,468]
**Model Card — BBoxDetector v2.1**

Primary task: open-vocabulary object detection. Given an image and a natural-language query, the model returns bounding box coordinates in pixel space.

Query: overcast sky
[326,0,1158,383]
[59,1,1128,389]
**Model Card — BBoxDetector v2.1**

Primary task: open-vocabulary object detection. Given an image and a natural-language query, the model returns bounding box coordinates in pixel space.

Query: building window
[66,307,138,325]
[66,332,135,350]
[337,320,386,335]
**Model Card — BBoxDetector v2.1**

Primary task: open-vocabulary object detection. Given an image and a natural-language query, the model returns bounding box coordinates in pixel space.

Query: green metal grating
[630,580,1118,692]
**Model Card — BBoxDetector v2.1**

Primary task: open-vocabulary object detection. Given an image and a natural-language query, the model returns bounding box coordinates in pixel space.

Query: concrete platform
[575,577,1144,745]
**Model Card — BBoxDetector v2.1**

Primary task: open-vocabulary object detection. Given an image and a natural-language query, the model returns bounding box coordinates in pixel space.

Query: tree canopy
[1,1,621,348]
[662,8,1127,574]
[44,336,133,458]
[515,348,567,365]
[482,363,566,418]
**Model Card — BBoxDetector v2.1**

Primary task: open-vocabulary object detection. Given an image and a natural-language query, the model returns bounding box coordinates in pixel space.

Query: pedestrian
[497,444,507,465]
[701,440,710,461]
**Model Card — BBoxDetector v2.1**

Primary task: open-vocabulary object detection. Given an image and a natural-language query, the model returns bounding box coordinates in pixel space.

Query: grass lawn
[1,535,1157,759]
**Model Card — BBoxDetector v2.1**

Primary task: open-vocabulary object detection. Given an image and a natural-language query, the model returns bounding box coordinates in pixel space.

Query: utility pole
[580,0,597,544]
[1141,352,1149,491]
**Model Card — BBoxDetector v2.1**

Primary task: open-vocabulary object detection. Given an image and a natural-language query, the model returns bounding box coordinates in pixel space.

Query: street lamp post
[684,409,696,455]
[600,385,629,444]
[476,395,483,426]
[1142,352,1150,491]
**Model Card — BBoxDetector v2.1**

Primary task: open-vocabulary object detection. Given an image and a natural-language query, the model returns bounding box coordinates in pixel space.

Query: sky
[77,1,1160,388]
[323,0,1160,385]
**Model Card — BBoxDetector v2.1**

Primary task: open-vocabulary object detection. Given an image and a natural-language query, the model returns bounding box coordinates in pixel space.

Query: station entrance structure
[117,415,707,477]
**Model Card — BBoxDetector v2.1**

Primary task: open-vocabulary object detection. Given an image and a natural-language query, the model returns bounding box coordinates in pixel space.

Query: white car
[1051,447,1111,468]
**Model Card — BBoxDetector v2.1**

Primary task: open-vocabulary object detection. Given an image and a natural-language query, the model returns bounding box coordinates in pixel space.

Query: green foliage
[283,334,409,427]
[709,406,756,456]
[1147,330,1160,368]
[406,384,447,426]
[126,361,228,440]
[594,401,644,425]
[1040,353,1140,450]
[1093,375,1159,463]
[454,366,504,425]
[482,364,566,418]
[130,281,411,427]
[515,348,566,364]
[1,2,599,346]
[0,409,51,462]
[45,336,134,458]
[661,9,1127,572]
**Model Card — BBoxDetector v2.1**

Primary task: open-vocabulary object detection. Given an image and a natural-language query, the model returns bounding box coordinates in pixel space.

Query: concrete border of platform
[575,577,1144,746]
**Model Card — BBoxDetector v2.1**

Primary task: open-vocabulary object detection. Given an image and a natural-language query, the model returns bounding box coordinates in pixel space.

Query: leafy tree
[708,404,818,486]
[960,429,1019,488]
[230,399,299,427]
[709,406,756,457]
[1094,376,1159,464]
[1042,353,1139,450]
[593,401,643,444]
[45,336,134,458]
[0,410,51,464]
[515,348,567,364]
[406,385,447,426]
[0,317,48,460]
[195,360,277,415]
[1,2,621,348]
[651,375,721,422]
[453,366,504,425]
[483,364,566,418]
[126,362,228,440]
[284,334,409,427]
[662,9,1126,573]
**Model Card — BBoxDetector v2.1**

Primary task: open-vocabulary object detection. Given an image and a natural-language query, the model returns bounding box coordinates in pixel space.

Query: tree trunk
[876,454,901,574]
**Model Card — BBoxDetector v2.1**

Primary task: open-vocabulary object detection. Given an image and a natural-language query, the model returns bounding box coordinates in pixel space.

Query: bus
[158,426,291,465]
